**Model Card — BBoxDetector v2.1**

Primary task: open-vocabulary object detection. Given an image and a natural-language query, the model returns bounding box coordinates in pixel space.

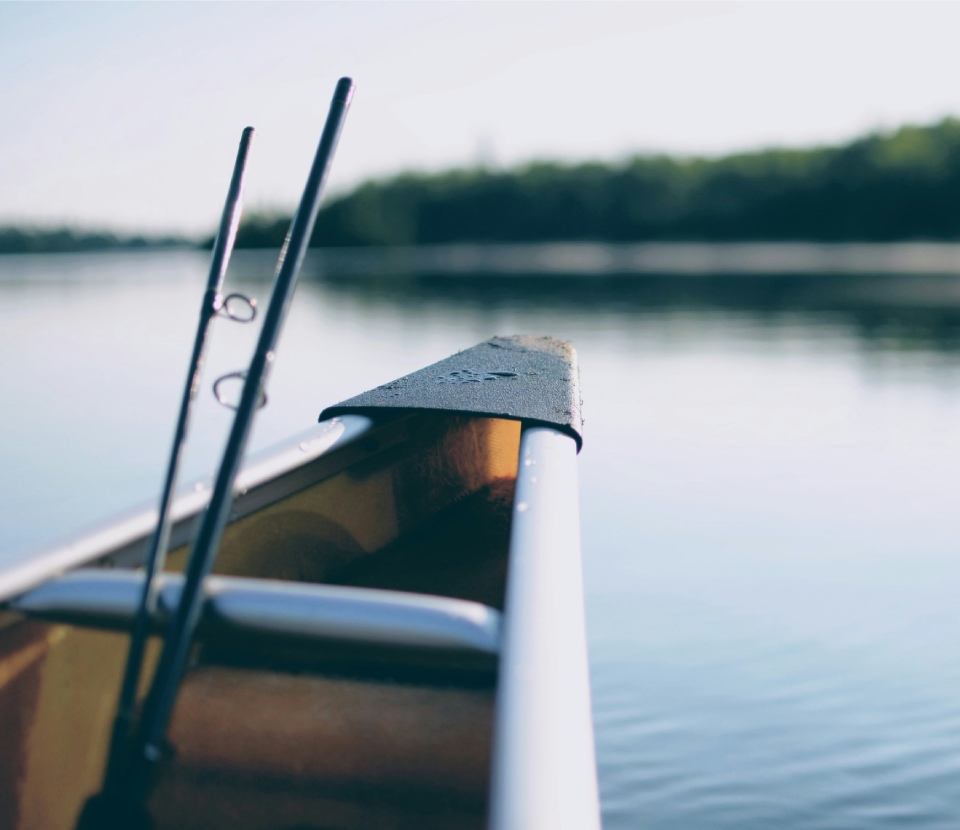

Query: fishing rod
[77,127,256,828]
[79,77,355,828]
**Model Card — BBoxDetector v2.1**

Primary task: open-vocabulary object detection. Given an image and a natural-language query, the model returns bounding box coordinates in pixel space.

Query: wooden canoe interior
[0,414,521,830]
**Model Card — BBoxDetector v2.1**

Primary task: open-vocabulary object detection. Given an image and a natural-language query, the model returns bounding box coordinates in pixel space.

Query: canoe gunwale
[0,414,375,606]
[489,425,601,830]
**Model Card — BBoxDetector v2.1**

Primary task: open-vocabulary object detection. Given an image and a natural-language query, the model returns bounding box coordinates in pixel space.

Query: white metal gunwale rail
[0,415,374,605]
[489,425,601,830]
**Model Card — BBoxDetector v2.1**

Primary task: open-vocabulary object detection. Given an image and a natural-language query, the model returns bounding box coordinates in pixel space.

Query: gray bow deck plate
[320,335,583,450]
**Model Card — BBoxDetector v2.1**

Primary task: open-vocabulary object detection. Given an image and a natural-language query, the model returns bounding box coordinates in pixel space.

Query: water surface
[2,246,960,827]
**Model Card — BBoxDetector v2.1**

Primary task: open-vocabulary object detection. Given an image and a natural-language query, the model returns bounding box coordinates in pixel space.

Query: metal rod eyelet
[216,292,257,323]
[212,370,267,411]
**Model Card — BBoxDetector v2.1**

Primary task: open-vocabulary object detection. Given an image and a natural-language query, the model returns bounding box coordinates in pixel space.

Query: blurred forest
[7,118,960,254]
[233,118,960,248]
[0,227,183,255]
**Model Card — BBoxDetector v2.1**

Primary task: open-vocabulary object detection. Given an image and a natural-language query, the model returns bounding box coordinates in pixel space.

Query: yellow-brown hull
[2,414,519,829]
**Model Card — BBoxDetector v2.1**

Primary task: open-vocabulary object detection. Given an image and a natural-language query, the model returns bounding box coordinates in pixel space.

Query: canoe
[0,334,600,830]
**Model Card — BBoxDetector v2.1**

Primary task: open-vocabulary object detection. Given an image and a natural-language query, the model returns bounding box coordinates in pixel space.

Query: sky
[3,2,960,236]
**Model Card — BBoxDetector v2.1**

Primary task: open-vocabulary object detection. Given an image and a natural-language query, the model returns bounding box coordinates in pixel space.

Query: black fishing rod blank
[123,76,354,809]
[75,127,256,830]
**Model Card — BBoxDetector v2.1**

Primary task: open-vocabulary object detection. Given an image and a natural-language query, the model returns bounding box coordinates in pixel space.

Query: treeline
[233,118,960,248]
[0,227,185,255]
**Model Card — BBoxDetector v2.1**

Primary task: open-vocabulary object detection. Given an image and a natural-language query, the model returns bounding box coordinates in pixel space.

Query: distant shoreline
[231,118,960,250]
[13,117,960,254]
[0,227,191,255]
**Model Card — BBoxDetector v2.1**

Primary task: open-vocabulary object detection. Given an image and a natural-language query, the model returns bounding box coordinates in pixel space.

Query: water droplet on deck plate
[516,502,528,512]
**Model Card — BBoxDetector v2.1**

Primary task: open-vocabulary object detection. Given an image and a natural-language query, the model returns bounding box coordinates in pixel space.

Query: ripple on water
[592,639,960,830]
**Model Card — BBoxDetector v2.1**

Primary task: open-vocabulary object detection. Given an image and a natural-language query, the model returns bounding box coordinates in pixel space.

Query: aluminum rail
[0,415,372,605]
[488,426,601,830]
[13,570,501,657]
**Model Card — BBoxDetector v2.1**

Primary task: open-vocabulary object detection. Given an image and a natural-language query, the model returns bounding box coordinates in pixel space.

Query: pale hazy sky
[3,2,960,235]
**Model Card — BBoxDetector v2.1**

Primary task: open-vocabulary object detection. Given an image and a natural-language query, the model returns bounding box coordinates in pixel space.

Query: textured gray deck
[320,335,584,450]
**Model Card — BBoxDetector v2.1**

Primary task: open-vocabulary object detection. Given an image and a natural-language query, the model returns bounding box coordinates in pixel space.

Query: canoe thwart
[11,570,501,657]
[320,335,584,451]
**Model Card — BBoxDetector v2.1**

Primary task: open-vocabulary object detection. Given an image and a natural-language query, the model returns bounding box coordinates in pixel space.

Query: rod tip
[334,77,355,105]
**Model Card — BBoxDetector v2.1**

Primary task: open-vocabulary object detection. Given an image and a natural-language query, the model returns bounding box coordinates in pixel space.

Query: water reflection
[237,247,960,357]
[328,273,960,353]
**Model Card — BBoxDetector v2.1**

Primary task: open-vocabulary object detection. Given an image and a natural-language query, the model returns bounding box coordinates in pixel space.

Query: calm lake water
[3,246,960,827]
